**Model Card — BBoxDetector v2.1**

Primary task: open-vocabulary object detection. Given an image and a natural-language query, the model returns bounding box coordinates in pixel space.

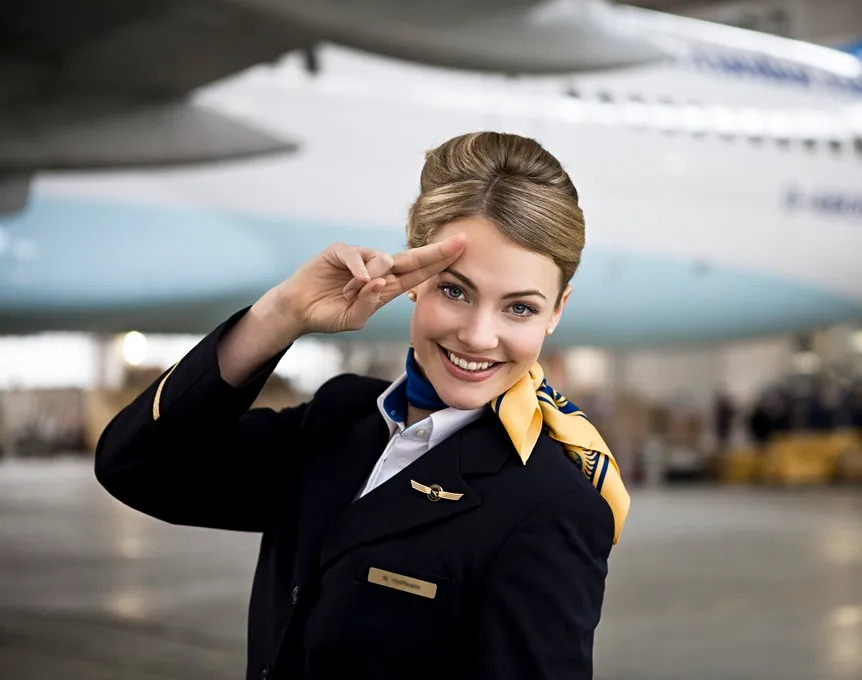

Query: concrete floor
[1,458,860,680]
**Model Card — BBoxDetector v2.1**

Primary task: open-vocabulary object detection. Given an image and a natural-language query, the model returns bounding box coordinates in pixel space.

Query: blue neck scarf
[405,347,448,411]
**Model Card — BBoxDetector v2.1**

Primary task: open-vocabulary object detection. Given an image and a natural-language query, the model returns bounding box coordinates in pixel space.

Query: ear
[549,285,572,331]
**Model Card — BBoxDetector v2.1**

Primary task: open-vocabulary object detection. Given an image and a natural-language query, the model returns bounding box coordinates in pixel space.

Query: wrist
[252,288,306,348]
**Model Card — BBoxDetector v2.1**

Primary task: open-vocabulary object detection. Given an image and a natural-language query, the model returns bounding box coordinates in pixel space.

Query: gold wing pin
[410,480,463,502]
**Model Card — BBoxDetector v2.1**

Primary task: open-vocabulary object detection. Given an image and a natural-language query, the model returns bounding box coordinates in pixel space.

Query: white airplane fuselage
[1,8,861,346]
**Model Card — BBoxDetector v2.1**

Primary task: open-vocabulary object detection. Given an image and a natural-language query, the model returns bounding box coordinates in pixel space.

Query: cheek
[412,294,458,336]
[410,300,439,345]
[504,327,546,365]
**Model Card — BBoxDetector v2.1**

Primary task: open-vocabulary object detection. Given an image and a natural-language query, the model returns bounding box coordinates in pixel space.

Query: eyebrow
[442,267,548,301]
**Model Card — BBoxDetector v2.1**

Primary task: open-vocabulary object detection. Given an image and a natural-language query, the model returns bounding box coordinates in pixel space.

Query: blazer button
[290,585,300,605]
[260,668,269,680]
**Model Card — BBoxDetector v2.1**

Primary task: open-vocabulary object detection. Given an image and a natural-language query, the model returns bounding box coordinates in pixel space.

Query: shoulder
[497,430,615,544]
[300,373,390,427]
[314,372,389,402]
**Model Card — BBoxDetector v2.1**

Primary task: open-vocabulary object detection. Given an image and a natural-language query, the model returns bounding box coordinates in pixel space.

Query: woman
[95,131,630,680]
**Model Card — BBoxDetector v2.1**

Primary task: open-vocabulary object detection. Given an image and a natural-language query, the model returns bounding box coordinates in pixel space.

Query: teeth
[446,350,495,372]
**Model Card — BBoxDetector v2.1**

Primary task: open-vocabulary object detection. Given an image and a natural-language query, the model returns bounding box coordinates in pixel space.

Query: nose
[455,309,499,354]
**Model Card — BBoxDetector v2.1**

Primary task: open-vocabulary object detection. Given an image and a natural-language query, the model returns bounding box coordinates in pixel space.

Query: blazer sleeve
[94,307,307,532]
[470,488,615,680]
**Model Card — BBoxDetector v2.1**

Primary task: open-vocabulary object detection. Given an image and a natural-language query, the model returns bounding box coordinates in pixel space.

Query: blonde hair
[407,131,585,306]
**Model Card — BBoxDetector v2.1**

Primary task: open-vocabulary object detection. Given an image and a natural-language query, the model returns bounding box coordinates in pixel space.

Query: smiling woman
[403,131,582,411]
[94,131,630,680]
[411,216,566,408]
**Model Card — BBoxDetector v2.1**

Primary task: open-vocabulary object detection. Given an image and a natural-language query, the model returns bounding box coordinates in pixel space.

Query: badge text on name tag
[367,567,438,599]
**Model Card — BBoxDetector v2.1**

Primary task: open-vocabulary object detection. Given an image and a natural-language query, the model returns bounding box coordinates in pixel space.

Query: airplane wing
[0,0,309,213]
[275,0,668,74]
[0,0,316,101]
[1,0,666,104]
[0,0,668,214]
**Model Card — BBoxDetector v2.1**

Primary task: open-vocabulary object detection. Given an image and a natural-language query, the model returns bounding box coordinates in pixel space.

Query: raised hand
[275,234,466,335]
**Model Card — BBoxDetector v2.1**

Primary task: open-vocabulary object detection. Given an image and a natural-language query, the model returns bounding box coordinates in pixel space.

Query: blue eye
[438,283,465,300]
[512,302,537,317]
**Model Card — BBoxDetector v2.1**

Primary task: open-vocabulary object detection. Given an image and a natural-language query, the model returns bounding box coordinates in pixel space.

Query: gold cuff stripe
[152,363,178,421]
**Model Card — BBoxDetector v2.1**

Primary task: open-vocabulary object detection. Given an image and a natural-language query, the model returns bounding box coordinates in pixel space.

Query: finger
[342,273,375,300]
[332,243,371,282]
[343,251,395,299]
[389,235,466,293]
[390,233,466,275]
[344,236,465,302]
[365,251,395,279]
[346,277,386,328]
[343,279,361,300]
[376,273,411,305]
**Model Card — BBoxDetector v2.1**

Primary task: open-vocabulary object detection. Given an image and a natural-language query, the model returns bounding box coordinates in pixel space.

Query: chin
[431,367,512,410]
[436,387,493,411]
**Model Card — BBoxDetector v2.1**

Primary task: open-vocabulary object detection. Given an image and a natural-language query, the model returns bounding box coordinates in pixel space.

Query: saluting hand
[275,234,466,335]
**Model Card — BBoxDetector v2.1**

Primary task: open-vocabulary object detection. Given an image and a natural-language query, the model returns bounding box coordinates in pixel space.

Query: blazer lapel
[459,409,518,478]
[293,410,390,582]
[319,419,486,569]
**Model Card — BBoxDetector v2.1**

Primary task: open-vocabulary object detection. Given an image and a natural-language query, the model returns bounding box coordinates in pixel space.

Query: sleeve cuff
[153,306,291,423]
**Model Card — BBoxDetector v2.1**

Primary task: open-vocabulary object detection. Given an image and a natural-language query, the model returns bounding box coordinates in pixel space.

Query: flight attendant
[96,131,631,680]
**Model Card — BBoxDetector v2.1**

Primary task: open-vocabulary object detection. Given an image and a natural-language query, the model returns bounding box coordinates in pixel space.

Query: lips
[437,344,503,383]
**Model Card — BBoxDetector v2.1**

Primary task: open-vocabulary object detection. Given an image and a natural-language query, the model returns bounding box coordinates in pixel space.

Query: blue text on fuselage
[690,49,862,97]
[784,186,862,218]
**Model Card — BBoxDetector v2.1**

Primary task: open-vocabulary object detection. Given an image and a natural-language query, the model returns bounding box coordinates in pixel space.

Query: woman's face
[409,216,570,410]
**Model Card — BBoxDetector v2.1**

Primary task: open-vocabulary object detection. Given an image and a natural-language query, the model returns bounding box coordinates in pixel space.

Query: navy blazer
[95,309,615,680]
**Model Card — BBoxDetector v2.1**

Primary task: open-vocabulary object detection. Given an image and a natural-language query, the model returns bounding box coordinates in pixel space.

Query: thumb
[347,277,386,329]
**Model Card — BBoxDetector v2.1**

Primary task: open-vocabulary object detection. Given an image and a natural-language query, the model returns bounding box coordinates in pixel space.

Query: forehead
[434,217,559,293]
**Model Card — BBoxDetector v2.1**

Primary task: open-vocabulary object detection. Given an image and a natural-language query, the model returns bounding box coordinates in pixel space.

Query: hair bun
[408,132,585,297]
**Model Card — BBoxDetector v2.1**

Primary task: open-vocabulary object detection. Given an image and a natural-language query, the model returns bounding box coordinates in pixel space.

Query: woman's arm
[470,488,615,679]
[216,287,304,387]
[94,304,305,532]
[94,237,465,532]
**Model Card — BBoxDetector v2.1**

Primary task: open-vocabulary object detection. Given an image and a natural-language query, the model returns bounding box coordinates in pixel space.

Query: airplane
[1,5,861,348]
[0,0,667,215]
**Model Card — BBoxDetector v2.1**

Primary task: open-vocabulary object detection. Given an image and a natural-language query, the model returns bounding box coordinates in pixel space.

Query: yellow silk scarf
[490,363,630,544]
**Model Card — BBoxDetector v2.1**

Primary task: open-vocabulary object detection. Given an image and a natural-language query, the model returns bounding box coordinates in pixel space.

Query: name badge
[368,567,437,599]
